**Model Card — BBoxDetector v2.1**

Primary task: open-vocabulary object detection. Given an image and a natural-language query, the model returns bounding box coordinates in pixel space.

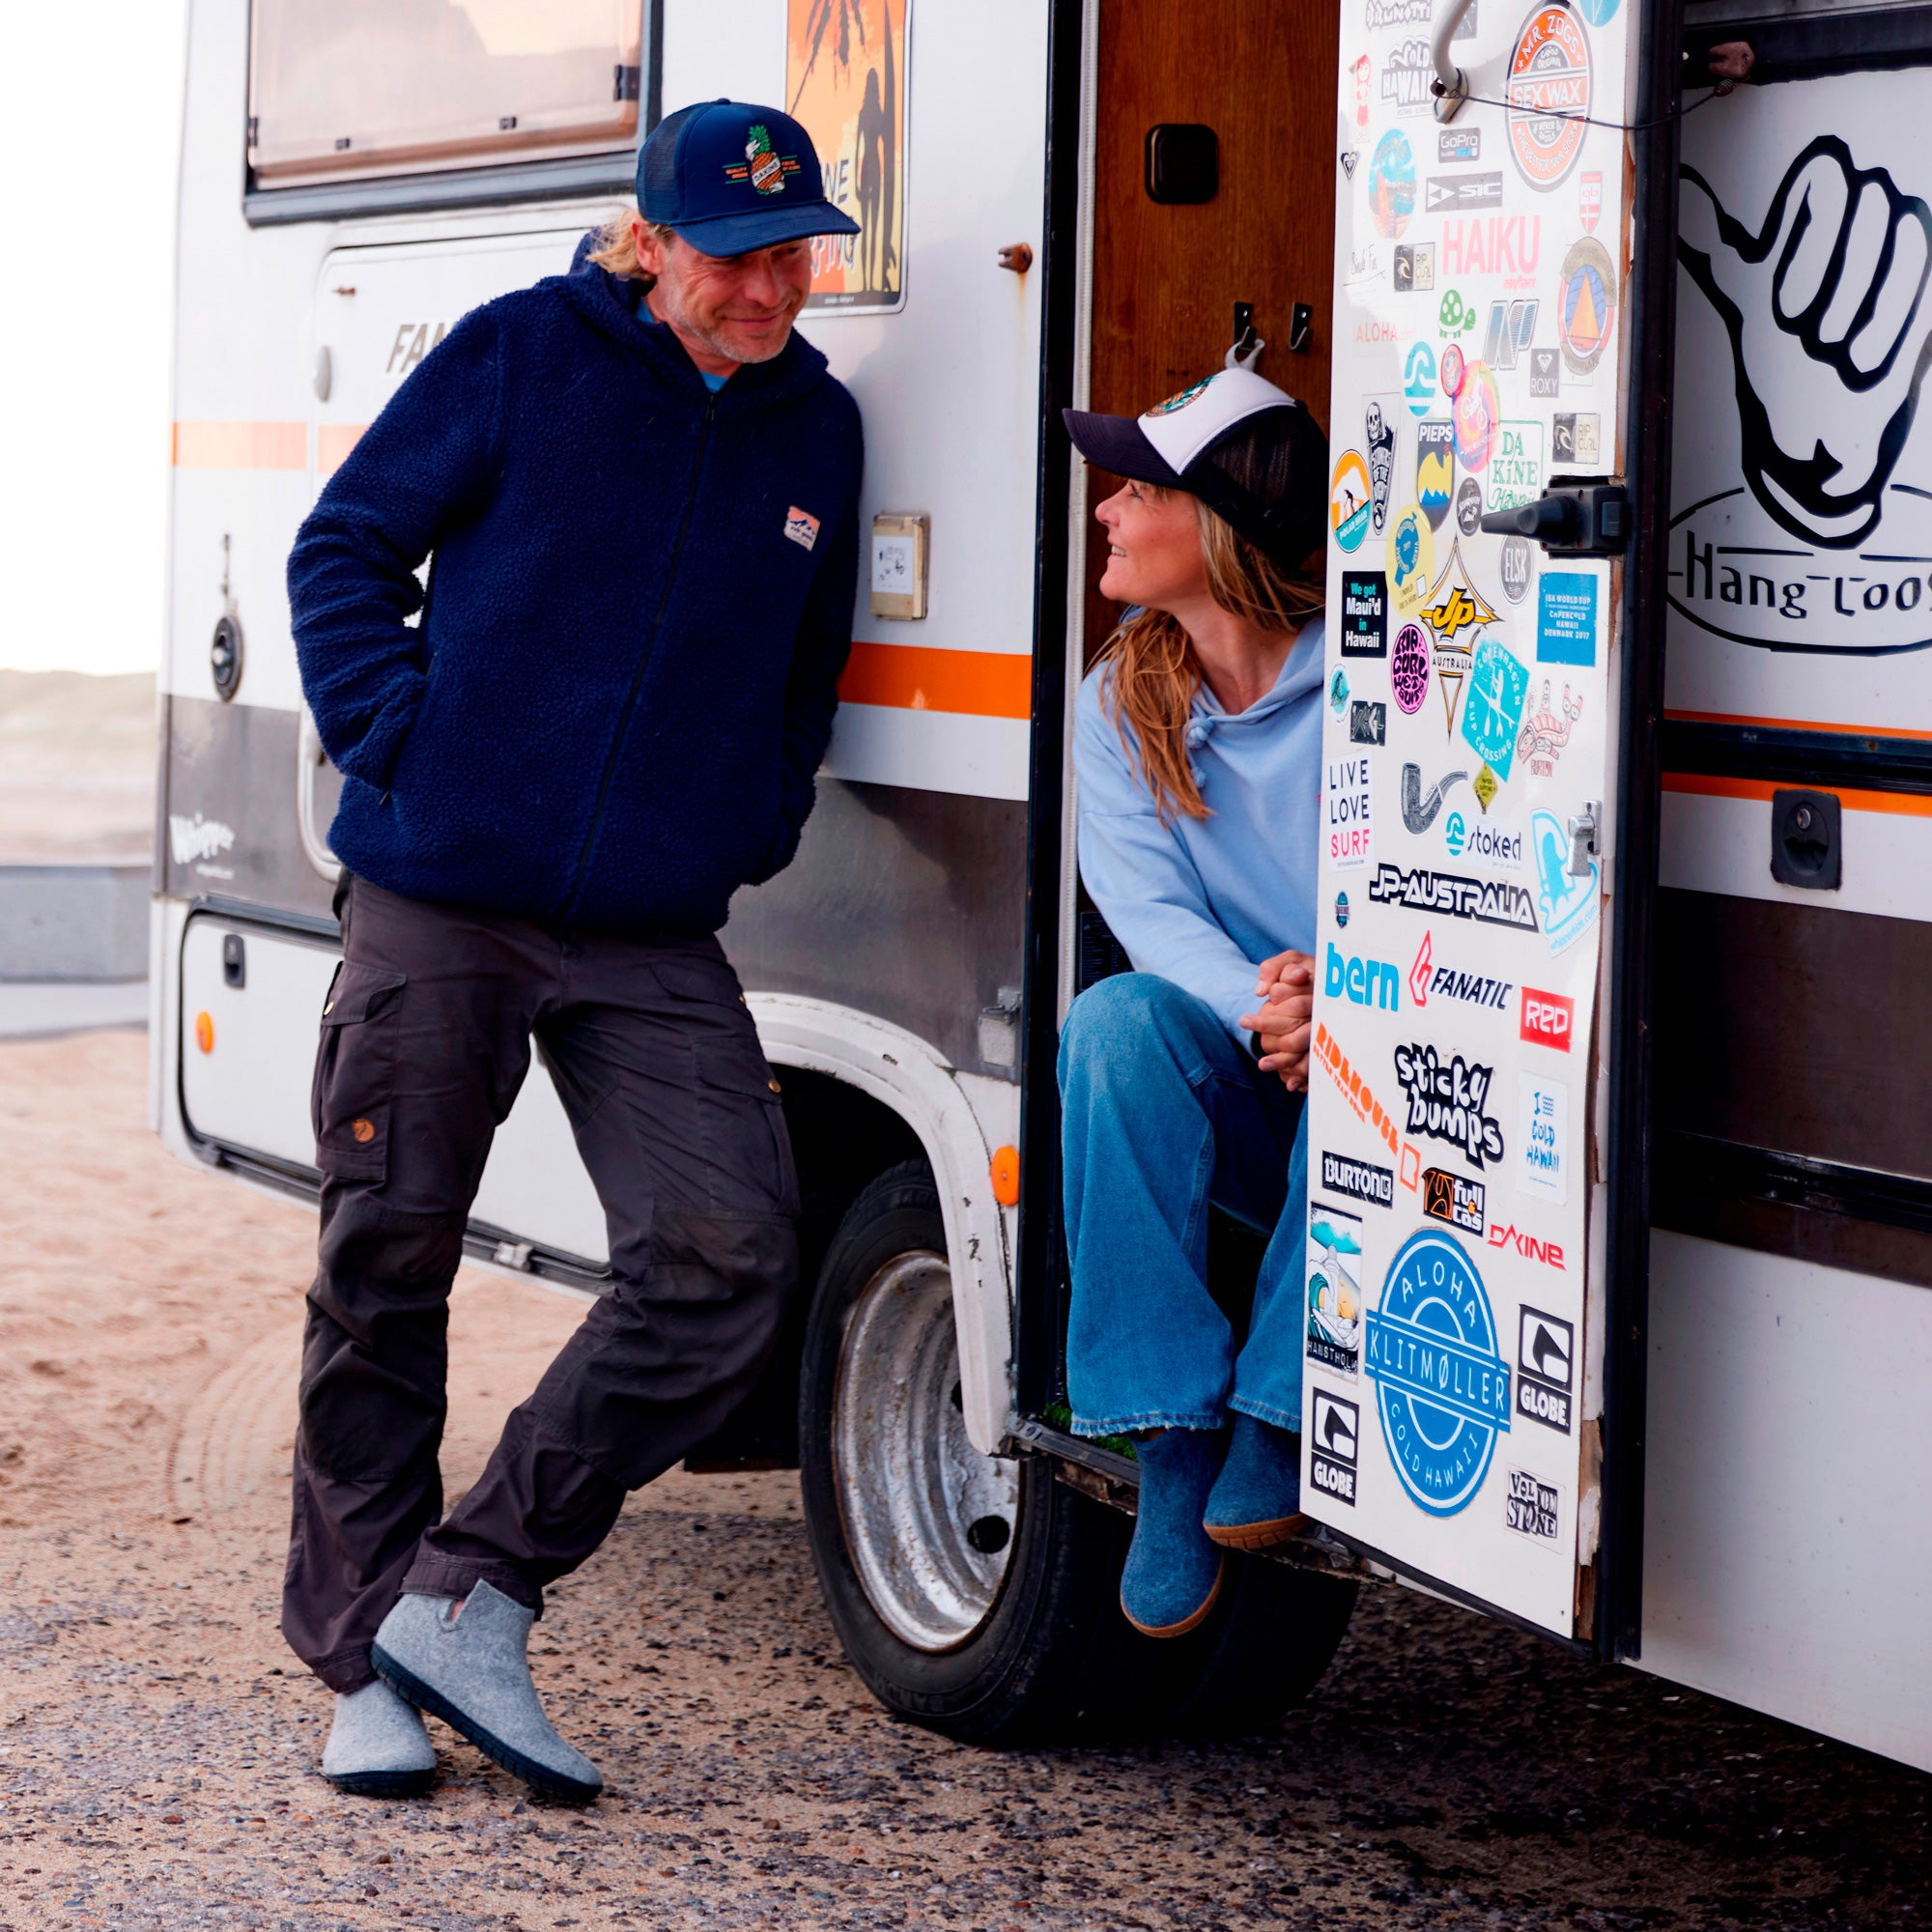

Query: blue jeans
[1058,973,1308,1437]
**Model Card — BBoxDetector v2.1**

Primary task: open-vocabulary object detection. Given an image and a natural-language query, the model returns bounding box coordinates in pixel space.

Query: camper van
[153,0,1930,1770]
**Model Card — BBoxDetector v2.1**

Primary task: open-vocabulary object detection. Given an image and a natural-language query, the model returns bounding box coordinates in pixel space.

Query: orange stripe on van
[1666,708,1932,744]
[316,424,368,480]
[1662,772,1932,818]
[838,642,1033,719]
[171,420,307,469]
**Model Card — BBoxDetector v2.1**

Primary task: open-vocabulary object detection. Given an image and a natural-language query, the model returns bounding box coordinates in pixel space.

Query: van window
[247,0,641,186]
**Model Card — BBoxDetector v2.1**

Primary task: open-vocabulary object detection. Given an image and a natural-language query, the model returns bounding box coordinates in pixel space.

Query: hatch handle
[1480,482,1630,556]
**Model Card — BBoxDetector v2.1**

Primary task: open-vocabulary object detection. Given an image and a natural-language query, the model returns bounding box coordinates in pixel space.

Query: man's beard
[673,293,801,365]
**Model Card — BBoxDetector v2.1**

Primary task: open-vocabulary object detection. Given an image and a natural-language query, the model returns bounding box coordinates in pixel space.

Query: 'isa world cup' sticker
[1365,1229,1511,1516]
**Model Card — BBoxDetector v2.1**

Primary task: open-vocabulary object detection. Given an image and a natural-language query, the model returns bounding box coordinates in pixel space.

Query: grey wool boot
[371,1580,603,1803]
[322,1677,437,1798]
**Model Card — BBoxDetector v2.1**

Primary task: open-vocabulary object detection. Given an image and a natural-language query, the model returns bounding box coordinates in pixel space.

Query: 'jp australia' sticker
[1366,1229,1511,1516]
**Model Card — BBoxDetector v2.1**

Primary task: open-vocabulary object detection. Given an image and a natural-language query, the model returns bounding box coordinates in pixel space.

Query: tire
[1160,1552,1360,1738]
[798,1159,1358,1743]
[801,1162,1145,1741]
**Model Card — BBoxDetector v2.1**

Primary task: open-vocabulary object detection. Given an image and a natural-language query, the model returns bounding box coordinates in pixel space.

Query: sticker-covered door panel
[1309,0,1636,1636]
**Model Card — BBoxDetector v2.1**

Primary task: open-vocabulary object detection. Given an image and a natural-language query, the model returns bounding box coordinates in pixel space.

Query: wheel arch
[751,992,1017,1456]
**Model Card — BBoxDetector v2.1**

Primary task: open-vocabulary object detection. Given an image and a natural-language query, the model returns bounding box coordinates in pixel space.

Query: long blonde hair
[1097,486,1324,825]
[586,208,679,290]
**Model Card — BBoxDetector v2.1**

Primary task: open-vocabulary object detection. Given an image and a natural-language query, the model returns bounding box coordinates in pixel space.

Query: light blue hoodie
[1073,616,1325,1042]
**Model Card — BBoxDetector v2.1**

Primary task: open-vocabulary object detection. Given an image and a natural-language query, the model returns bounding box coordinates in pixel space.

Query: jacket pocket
[311,961,409,1182]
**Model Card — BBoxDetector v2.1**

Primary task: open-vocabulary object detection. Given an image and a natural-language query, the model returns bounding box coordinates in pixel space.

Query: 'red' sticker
[783,506,821,551]
[1520,985,1575,1050]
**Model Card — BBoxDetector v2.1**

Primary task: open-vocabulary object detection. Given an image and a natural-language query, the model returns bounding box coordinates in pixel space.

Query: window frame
[242,0,661,227]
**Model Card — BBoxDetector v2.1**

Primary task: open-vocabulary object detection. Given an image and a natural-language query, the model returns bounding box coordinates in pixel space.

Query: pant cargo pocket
[311,961,409,1181]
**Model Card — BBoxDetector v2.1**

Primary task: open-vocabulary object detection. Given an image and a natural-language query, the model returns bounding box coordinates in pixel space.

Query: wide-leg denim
[1058,972,1308,1437]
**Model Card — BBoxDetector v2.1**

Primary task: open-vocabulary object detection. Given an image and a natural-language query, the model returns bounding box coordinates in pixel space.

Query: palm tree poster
[785,0,908,313]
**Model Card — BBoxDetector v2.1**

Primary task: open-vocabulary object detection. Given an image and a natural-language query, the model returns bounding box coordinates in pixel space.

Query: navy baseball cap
[638,99,861,256]
[1065,369,1328,565]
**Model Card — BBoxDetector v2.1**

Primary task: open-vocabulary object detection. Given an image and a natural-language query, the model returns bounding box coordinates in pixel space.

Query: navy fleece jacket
[288,239,864,932]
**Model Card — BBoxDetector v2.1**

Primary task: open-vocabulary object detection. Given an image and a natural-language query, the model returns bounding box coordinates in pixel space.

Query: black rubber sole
[371,1645,601,1805]
[324,1766,436,1800]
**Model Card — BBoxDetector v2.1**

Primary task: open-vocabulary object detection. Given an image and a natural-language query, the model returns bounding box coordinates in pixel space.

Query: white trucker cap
[1064,368,1328,564]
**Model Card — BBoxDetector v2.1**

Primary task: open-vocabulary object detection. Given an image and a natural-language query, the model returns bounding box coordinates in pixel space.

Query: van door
[1303,0,1678,1649]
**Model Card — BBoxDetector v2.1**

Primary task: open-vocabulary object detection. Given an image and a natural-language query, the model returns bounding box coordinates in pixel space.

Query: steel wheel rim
[832,1251,1020,1653]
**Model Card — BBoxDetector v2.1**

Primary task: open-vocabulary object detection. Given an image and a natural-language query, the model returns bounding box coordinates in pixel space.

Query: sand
[0,1029,1924,1931]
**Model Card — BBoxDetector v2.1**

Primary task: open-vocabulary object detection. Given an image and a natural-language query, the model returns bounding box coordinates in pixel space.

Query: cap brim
[1062,409,1186,486]
[668,201,862,257]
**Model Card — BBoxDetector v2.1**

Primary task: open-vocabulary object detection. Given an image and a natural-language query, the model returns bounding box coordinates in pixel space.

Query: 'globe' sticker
[1366,1229,1511,1516]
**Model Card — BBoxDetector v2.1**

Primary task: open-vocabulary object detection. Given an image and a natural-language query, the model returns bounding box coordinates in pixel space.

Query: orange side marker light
[990,1145,1020,1208]
[194,1010,214,1054]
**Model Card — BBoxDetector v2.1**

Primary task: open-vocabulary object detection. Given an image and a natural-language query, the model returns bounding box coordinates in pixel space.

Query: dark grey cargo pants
[283,876,799,1692]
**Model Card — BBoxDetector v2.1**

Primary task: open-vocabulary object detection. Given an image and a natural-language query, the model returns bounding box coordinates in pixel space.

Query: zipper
[560,391,719,918]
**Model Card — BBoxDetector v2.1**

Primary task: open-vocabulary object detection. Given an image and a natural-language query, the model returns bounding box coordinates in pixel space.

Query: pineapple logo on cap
[724,123,802,197]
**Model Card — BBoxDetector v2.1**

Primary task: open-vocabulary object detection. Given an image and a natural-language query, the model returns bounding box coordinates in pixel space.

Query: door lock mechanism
[1567,801,1601,878]
[1481,482,1629,556]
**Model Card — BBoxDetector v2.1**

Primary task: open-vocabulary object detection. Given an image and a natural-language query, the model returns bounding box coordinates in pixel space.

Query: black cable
[1430,80,1732,133]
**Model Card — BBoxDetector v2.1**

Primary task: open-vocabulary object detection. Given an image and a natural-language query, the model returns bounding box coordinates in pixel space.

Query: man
[284,99,862,1804]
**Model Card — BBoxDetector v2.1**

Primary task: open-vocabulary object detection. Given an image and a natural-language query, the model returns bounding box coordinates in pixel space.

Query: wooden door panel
[1083,0,1339,662]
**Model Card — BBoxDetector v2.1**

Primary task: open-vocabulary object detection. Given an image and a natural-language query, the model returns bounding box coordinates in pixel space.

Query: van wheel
[800,1162,1144,1742]
[799,1160,1359,1742]
[1160,1551,1360,1738]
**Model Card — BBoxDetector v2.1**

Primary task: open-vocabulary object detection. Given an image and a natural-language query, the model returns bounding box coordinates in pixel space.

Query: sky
[0,2,189,674]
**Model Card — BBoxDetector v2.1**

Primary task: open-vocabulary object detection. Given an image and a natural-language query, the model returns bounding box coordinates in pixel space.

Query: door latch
[1567,801,1601,879]
[1481,482,1629,556]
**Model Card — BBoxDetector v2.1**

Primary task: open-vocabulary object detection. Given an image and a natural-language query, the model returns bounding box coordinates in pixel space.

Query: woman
[1059,367,1328,1638]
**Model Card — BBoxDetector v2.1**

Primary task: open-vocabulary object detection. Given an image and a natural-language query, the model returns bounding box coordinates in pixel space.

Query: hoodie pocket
[311,962,409,1182]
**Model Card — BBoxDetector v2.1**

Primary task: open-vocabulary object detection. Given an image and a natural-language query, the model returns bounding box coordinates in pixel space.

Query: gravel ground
[0,1030,1925,1932]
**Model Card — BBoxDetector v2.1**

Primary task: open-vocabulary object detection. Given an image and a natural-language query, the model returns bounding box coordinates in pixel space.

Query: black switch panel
[222,931,247,988]
[1146,124,1218,204]
[1771,787,1842,891]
